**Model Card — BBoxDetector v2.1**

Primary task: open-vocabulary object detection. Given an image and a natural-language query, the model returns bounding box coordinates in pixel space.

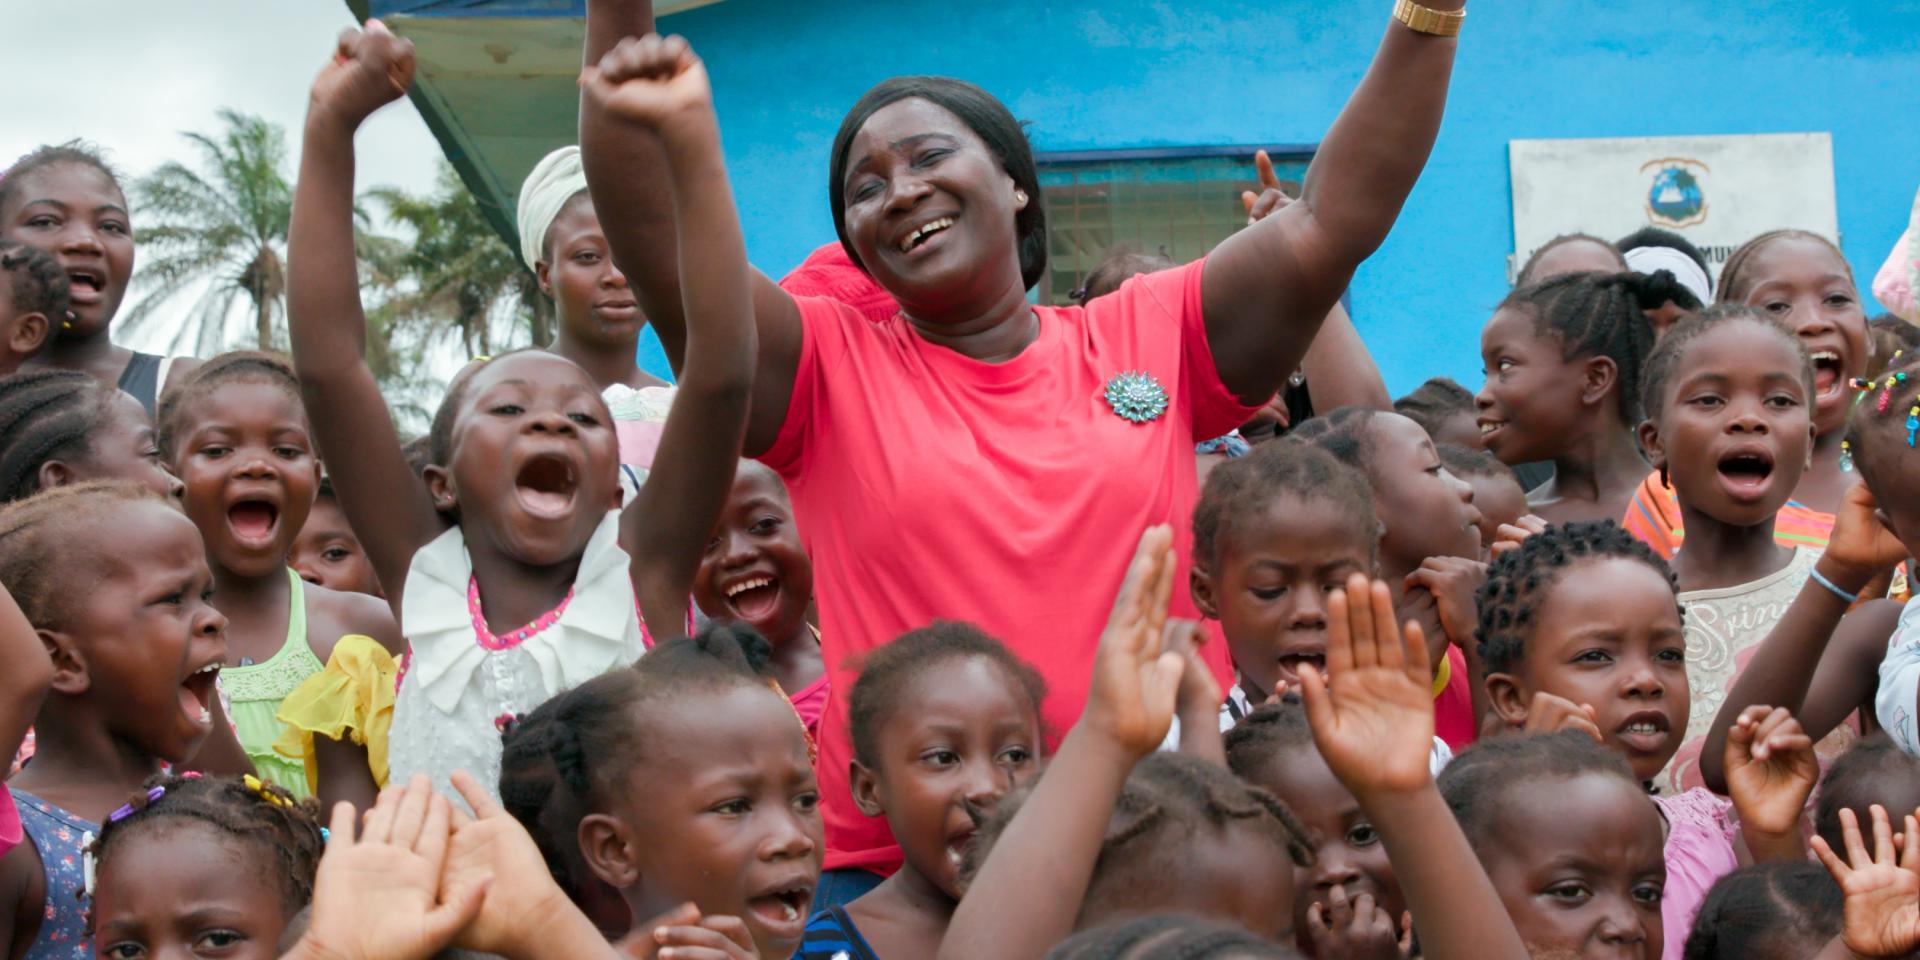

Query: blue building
[355,0,1920,393]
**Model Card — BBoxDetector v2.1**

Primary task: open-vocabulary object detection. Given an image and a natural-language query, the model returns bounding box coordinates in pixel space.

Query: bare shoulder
[302,582,404,661]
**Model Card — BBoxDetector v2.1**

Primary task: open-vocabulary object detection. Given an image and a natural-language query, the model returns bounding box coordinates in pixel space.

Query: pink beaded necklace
[468,577,573,652]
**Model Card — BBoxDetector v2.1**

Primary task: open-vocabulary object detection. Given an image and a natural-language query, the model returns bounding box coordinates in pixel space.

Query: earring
[1014,189,1028,208]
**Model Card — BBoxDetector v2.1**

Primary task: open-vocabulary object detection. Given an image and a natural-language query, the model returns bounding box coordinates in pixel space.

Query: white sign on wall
[1509,133,1837,285]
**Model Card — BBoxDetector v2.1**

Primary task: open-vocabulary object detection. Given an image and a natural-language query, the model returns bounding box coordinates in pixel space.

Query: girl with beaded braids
[1475,520,1825,960]
[1473,269,1687,528]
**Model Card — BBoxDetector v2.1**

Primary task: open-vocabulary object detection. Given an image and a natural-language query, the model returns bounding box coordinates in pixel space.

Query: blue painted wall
[388,0,1920,393]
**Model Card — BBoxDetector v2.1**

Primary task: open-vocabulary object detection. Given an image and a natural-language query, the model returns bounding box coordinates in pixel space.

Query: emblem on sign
[1642,157,1710,228]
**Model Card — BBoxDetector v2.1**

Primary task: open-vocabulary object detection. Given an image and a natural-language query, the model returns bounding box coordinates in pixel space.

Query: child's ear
[41,628,88,695]
[578,812,641,889]
[1484,672,1530,729]
[1581,356,1619,407]
[1635,419,1666,476]
[422,464,457,512]
[1188,568,1220,621]
[9,311,50,360]
[849,760,885,818]
[35,459,75,493]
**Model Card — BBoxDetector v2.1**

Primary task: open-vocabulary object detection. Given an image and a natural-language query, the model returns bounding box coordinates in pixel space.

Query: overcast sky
[3,1,445,354]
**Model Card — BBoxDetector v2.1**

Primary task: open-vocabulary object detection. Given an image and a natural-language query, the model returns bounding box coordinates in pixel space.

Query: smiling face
[91,820,290,960]
[0,161,134,337]
[610,684,823,959]
[1365,414,1482,571]
[1730,236,1869,437]
[289,494,380,597]
[1479,772,1666,959]
[1245,743,1403,952]
[693,463,813,646]
[851,655,1042,900]
[539,193,644,350]
[1641,322,1813,528]
[63,500,229,763]
[1489,556,1688,781]
[1477,306,1595,464]
[1197,492,1376,697]
[433,353,620,568]
[172,380,319,579]
[839,97,1027,314]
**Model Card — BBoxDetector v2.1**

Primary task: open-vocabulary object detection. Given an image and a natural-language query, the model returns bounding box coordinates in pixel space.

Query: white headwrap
[515,146,589,272]
[1623,244,1712,306]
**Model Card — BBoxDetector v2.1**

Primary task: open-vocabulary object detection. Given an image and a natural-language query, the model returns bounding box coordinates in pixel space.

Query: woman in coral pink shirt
[580,0,1466,890]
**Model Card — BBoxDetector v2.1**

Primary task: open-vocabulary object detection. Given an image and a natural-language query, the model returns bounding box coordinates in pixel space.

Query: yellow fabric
[274,635,397,795]
[1429,650,1452,699]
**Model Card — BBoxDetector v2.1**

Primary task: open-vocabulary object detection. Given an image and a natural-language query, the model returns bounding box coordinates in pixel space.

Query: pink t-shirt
[764,259,1256,873]
[0,784,19,861]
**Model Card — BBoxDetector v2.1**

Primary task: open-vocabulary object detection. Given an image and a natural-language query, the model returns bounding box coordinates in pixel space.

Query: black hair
[0,239,68,321]
[966,752,1312,927]
[0,370,125,503]
[1475,520,1679,676]
[0,480,160,627]
[848,620,1047,769]
[425,347,553,470]
[1046,913,1301,960]
[498,622,782,895]
[828,76,1048,291]
[1391,377,1476,440]
[1071,249,1176,304]
[1437,730,1640,850]
[1222,701,1316,789]
[1640,304,1812,423]
[1844,353,1920,497]
[1498,270,1690,424]
[1868,314,1920,378]
[1436,442,1517,483]
[156,350,304,460]
[1190,437,1377,573]
[1292,405,1386,477]
[400,435,433,480]
[0,141,125,219]
[1813,734,1920,856]
[1716,229,1856,306]
[84,773,325,923]
[1515,233,1628,287]
[1681,860,1841,960]
[1618,227,1712,291]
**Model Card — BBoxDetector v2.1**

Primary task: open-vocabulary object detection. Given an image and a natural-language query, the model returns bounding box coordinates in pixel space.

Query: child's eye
[489,404,524,416]
[101,220,130,236]
[999,745,1035,766]
[922,749,961,767]
[793,791,820,813]
[1345,822,1380,847]
[200,445,231,458]
[101,943,145,960]
[1825,294,1855,307]
[1685,395,1723,409]
[1655,647,1685,663]
[274,446,304,459]
[322,547,352,562]
[1765,394,1800,409]
[23,214,59,229]
[1544,881,1593,903]
[1764,301,1792,314]
[195,929,245,949]
[1632,882,1664,905]
[1572,649,1613,664]
[568,412,600,427]
[1250,586,1285,601]
[711,798,751,816]
[751,517,781,536]
[1496,358,1515,373]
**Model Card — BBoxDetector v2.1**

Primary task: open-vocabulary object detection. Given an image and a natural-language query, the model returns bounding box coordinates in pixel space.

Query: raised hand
[296,777,487,960]
[1301,574,1435,799]
[579,33,714,135]
[1518,692,1601,740]
[1724,705,1819,849]
[310,20,416,130]
[1823,484,1908,589]
[440,770,581,959]
[1306,886,1410,960]
[1813,806,1920,957]
[1084,525,1188,758]
[1240,150,1294,225]
[615,903,761,960]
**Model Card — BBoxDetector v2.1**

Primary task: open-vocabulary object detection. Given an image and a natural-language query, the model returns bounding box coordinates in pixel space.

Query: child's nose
[1594,897,1648,944]
[760,810,816,862]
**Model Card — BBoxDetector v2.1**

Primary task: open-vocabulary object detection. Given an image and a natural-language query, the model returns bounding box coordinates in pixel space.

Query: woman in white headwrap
[517,145,676,478]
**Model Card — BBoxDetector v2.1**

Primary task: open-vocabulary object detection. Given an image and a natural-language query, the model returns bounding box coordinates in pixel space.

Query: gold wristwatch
[1393,0,1466,36]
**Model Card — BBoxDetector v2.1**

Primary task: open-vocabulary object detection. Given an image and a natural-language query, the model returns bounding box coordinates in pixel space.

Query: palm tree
[123,109,295,355]
[361,162,551,359]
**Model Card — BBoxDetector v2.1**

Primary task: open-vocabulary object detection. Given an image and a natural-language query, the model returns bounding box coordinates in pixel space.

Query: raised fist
[579,33,714,133]
[311,19,416,128]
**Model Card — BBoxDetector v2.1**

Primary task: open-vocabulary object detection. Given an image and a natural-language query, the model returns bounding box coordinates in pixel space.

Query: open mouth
[514,453,578,519]
[1278,649,1326,680]
[179,661,220,729]
[723,574,783,623]
[1476,418,1506,443]
[1810,350,1843,398]
[945,829,977,872]
[898,215,955,254]
[1614,711,1670,753]
[227,500,280,547]
[1715,448,1775,500]
[65,267,104,305]
[745,881,814,935]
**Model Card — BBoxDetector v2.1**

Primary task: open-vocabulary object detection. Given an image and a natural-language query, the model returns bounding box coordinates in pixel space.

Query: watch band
[1393,0,1466,37]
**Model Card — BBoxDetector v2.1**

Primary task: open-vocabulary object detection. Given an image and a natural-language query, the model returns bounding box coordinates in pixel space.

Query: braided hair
[1681,860,1841,960]
[1045,913,1299,960]
[498,622,783,898]
[848,620,1047,769]
[0,370,126,503]
[1640,305,1811,424]
[0,239,68,321]
[1222,701,1316,790]
[1716,229,1855,306]
[1515,233,1628,287]
[84,773,325,924]
[0,141,125,218]
[1475,520,1679,676]
[1190,438,1377,574]
[1392,376,1475,440]
[965,752,1313,927]
[0,480,161,626]
[1843,353,1920,499]
[1499,270,1692,424]
[1437,730,1640,851]
[156,350,304,461]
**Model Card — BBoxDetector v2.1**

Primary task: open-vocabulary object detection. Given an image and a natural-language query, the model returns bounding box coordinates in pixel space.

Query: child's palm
[303,782,485,960]
[441,771,572,957]
[312,21,415,124]
[581,34,714,130]
[1086,526,1186,755]
[1828,484,1907,579]
[1303,575,1435,798]
[1815,806,1920,957]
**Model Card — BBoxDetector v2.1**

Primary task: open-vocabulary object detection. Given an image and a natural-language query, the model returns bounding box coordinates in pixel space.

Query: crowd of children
[8,1,1920,958]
